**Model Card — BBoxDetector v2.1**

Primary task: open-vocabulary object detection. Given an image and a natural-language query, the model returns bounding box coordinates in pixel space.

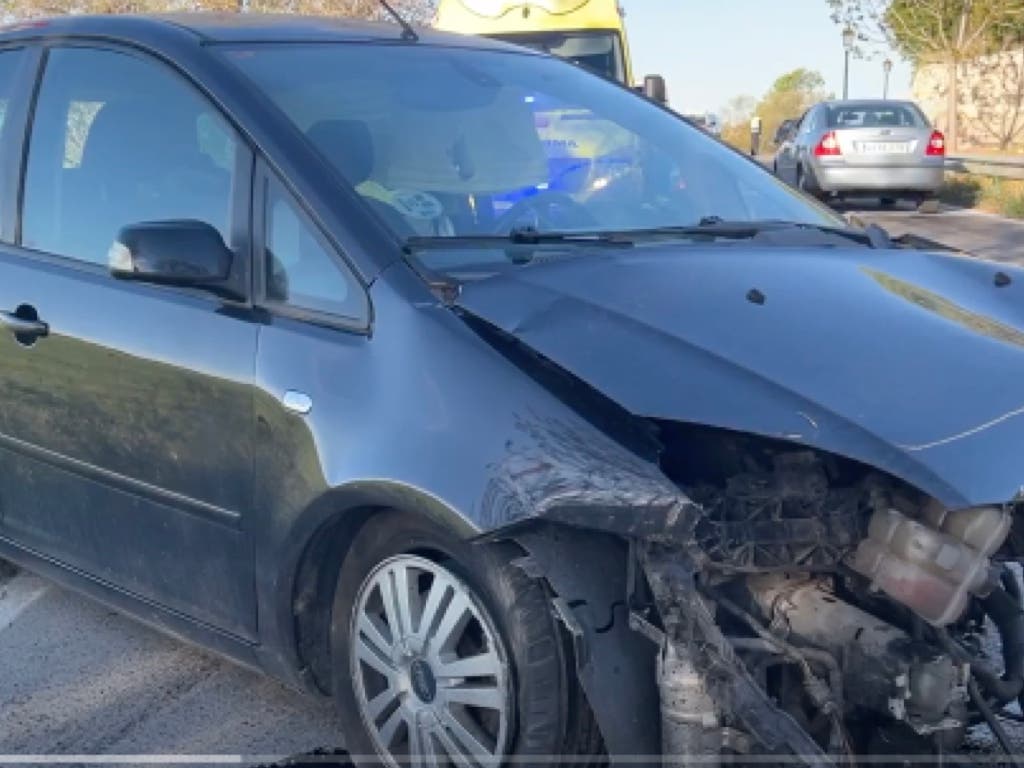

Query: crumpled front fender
[476,409,701,538]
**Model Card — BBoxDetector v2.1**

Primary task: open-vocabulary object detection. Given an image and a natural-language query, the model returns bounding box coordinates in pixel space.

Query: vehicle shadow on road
[828,197,941,215]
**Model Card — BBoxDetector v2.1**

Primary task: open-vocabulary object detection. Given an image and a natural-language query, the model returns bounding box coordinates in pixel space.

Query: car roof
[0,12,522,48]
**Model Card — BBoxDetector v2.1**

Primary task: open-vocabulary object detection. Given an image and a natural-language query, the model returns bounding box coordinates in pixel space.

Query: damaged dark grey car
[2,14,1024,768]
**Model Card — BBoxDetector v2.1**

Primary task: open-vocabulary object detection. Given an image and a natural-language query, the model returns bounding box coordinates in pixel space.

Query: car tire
[880,197,897,208]
[797,165,820,198]
[330,510,603,768]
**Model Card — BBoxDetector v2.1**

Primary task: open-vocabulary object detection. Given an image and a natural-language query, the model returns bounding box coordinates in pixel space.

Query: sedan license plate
[857,141,910,155]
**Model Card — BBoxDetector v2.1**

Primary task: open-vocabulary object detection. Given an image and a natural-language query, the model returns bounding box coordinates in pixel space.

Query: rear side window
[21,47,240,265]
[827,103,926,129]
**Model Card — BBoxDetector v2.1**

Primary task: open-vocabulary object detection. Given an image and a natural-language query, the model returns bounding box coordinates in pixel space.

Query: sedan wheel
[797,166,829,203]
[350,555,511,767]
[797,166,809,193]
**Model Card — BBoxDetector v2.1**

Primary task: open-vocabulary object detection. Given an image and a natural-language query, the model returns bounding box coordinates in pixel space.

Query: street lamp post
[883,58,893,99]
[842,27,856,99]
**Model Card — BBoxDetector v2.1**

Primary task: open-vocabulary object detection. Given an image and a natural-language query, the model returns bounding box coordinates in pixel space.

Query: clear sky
[622,0,914,115]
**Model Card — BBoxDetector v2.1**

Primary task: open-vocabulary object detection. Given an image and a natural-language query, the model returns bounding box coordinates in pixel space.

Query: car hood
[454,244,1024,509]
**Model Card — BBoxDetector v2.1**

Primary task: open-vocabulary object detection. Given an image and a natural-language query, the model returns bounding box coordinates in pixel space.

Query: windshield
[489,30,624,82]
[226,43,840,264]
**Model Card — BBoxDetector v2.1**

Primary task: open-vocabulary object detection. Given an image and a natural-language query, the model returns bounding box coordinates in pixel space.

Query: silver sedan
[773,99,945,209]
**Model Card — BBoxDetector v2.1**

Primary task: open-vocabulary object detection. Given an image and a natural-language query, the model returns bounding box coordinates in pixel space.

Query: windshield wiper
[404,227,636,251]
[613,218,892,249]
[749,218,893,249]
[403,219,892,260]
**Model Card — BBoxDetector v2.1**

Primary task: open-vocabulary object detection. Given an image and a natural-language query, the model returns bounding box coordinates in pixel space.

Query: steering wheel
[492,190,597,235]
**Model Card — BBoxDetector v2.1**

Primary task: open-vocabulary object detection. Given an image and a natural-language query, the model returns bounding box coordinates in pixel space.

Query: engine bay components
[631,531,1024,766]
[658,641,720,759]
[848,504,1011,625]
[640,545,836,768]
[606,436,1024,766]
[745,575,968,736]
[689,452,863,571]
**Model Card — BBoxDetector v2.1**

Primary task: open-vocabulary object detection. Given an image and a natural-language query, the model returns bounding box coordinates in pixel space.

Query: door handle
[0,310,49,340]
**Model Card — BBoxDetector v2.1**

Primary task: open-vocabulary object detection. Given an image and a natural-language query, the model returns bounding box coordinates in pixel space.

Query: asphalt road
[0,569,344,765]
[2,203,1024,765]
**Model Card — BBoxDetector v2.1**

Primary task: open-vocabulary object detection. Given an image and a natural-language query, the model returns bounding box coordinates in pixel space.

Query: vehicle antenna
[378,0,419,42]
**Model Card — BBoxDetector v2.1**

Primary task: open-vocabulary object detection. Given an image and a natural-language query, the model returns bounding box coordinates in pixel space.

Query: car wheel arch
[280,481,479,694]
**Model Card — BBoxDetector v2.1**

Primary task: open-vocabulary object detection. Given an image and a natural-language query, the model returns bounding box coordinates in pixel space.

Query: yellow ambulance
[434,0,640,89]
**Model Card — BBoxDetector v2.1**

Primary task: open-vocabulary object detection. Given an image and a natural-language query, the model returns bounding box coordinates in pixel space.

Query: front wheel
[331,511,602,768]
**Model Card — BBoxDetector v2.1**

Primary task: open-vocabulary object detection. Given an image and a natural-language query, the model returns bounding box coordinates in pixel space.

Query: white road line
[0,573,49,633]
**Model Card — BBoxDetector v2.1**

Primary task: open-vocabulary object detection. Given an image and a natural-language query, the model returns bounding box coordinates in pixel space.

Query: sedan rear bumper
[813,162,944,195]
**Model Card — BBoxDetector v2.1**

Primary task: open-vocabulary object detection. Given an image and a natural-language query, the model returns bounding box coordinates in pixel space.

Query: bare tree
[971,49,1024,148]
[721,94,757,127]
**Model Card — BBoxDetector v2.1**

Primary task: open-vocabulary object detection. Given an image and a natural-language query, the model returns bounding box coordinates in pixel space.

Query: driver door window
[21,47,240,266]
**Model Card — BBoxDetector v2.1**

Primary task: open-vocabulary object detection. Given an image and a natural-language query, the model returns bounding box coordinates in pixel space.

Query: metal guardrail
[947,154,1024,180]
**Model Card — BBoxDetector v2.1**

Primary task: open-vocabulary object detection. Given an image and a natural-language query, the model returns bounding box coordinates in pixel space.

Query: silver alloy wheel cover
[350,554,512,768]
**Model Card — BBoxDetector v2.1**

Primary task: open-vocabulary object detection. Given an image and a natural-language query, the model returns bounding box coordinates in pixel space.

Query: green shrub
[1002,192,1024,218]
[940,175,983,207]
[941,173,1024,219]
[988,179,1024,219]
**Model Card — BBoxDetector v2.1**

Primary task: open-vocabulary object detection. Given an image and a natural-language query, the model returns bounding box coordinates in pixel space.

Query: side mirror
[642,74,667,104]
[109,220,234,295]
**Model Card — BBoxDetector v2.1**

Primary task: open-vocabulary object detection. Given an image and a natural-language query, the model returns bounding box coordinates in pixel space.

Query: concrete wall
[912,48,1024,149]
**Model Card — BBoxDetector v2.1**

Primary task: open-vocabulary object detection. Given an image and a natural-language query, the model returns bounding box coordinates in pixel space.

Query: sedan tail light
[926,130,946,156]
[814,131,841,157]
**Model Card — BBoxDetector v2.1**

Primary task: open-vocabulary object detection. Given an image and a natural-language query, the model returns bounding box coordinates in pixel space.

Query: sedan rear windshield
[224,42,837,250]
[827,103,927,129]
